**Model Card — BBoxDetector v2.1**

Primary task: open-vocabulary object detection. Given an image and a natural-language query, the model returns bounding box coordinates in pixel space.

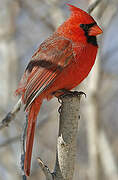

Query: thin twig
[21,114,28,180]
[0,110,55,148]
[0,98,22,130]
[37,157,54,180]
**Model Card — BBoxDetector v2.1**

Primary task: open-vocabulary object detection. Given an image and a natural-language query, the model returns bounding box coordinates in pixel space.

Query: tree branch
[0,98,22,130]
[87,0,102,14]
[38,92,82,180]
[38,157,54,180]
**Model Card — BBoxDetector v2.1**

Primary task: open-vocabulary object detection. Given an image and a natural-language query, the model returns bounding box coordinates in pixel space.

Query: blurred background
[0,0,118,179]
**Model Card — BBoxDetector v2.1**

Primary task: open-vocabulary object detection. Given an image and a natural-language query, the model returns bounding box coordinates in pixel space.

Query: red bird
[16,4,102,176]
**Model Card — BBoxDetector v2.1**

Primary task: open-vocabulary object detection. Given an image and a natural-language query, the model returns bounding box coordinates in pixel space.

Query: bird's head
[57,4,103,45]
[67,4,102,36]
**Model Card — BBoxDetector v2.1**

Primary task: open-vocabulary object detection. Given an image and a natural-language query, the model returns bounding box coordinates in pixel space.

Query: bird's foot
[58,89,86,98]
[53,89,86,104]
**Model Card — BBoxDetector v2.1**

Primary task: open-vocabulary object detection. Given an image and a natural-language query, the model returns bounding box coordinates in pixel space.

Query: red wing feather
[16,33,74,110]
[24,68,60,110]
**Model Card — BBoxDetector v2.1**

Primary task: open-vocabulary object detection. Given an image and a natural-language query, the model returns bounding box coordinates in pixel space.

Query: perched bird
[16,4,102,176]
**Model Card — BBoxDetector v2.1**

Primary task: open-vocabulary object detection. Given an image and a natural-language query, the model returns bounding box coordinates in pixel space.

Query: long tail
[24,98,42,176]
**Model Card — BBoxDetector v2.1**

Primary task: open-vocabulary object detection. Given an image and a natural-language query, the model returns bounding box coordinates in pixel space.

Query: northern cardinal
[16,4,102,176]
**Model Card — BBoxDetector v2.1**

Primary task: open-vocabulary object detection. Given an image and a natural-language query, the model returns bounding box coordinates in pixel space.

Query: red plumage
[16,4,102,176]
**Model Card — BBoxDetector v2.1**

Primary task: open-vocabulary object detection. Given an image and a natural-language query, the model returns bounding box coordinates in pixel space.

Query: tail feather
[24,98,42,176]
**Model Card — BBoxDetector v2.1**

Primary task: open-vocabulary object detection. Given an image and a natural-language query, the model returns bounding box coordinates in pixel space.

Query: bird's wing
[16,33,75,109]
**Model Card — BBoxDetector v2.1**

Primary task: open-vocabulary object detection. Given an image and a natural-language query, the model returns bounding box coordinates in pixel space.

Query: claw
[73,91,86,98]
[58,105,62,113]
[58,98,62,104]
[58,90,86,99]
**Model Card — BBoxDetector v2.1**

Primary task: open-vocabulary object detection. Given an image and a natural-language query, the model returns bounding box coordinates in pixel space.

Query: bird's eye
[80,24,85,29]
[80,22,97,32]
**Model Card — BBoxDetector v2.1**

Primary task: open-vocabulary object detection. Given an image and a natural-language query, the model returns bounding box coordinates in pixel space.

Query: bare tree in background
[0,1,21,180]
[0,0,118,180]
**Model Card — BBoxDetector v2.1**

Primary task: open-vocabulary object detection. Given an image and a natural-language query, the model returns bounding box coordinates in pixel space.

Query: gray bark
[38,94,82,180]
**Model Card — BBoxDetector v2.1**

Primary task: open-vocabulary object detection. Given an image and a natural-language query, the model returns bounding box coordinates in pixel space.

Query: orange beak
[88,25,103,36]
